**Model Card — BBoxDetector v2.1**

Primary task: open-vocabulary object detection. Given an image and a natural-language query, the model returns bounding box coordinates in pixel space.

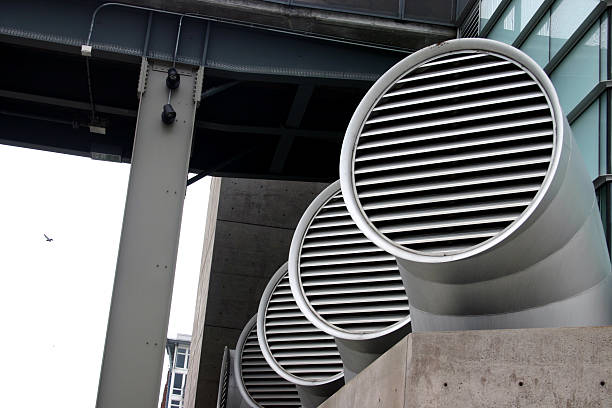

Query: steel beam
[95,59,198,408]
[270,84,314,173]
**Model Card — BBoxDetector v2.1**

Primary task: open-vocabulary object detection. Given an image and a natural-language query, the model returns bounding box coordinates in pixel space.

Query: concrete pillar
[96,59,201,408]
[320,327,612,408]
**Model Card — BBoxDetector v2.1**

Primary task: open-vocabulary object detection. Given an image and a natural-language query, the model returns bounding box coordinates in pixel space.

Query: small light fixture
[166,68,180,89]
[161,104,176,124]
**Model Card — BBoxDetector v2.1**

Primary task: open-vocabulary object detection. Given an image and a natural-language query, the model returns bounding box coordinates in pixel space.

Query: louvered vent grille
[297,190,410,333]
[217,348,230,408]
[263,271,344,381]
[458,1,480,38]
[240,324,302,407]
[352,51,554,255]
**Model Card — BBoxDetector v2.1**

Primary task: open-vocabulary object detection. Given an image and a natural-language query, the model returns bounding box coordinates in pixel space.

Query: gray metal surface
[288,180,411,379]
[257,263,344,406]
[95,60,197,407]
[339,38,612,332]
[234,315,302,408]
[216,348,245,408]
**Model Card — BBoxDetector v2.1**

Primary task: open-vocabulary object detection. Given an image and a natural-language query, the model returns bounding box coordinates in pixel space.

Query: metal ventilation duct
[288,180,411,380]
[216,347,246,408]
[234,315,302,408]
[257,263,345,407]
[340,38,612,331]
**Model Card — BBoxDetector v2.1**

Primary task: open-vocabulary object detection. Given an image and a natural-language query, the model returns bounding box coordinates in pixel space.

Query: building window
[175,347,188,369]
[551,15,607,114]
[480,0,504,30]
[520,0,600,66]
[172,372,184,395]
[489,0,544,45]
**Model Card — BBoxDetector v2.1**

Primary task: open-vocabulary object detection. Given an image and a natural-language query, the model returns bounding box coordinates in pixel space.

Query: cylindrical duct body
[288,181,411,380]
[216,347,246,408]
[339,38,612,332]
[257,264,345,406]
[234,315,302,408]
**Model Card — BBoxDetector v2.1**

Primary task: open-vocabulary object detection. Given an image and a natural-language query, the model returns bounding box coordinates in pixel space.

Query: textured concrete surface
[185,177,328,408]
[321,326,612,408]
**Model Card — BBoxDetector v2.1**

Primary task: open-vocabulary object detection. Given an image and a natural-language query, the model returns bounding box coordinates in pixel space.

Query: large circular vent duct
[216,347,245,408]
[339,38,612,331]
[288,180,411,380]
[257,263,345,407]
[234,315,302,408]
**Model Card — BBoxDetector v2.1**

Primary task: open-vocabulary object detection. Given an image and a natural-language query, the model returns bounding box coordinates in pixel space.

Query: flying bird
[44,234,53,242]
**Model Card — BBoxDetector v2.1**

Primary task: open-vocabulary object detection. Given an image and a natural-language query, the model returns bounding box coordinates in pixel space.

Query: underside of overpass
[0,1,474,406]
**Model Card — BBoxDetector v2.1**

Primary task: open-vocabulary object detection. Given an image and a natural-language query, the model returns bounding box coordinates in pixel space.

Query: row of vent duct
[217,39,612,408]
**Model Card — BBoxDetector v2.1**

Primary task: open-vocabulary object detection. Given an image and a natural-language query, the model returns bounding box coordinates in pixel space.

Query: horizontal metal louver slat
[361,183,542,211]
[373,79,536,112]
[355,142,552,174]
[350,50,554,255]
[397,60,512,83]
[357,169,547,198]
[357,116,552,150]
[355,129,553,162]
[355,155,551,187]
[365,91,544,125]
[382,69,526,99]
[360,103,550,137]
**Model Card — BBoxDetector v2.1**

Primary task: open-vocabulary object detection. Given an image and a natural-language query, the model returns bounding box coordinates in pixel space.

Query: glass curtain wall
[482,0,612,250]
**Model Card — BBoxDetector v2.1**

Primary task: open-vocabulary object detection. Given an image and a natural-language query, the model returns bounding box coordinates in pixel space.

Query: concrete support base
[320,326,612,408]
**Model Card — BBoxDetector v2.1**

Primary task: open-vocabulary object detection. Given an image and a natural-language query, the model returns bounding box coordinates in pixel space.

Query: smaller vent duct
[288,180,411,380]
[235,315,302,408]
[257,263,345,408]
[216,347,245,408]
[339,38,612,332]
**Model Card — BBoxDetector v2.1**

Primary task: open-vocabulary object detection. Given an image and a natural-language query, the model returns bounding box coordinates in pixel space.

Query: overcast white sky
[0,144,210,407]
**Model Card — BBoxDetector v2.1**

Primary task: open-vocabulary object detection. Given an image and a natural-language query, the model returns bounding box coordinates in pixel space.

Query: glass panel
[571,99,599,181]
[550,0,599,57]
[601,15,608,81]
[550,22,600,114]
[600,92,608,175]
[174,373,184,389]
[488,0,544,44]
[521,10,550,66]
[480,0,503,30]
[176,353,186,368]
[178,348,187,354]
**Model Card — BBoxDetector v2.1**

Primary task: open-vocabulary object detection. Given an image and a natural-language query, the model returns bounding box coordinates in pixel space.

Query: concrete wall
[184,177,329,408]
[321,326,612,408]
[184,177,222,408]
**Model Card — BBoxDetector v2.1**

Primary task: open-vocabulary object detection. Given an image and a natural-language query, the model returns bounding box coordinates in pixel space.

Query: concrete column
[96,59,200,408]
[320,327,612,408]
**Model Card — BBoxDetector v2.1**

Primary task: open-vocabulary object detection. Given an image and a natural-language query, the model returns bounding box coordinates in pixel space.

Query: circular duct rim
[289,180,412,341]
[339,38,564,263]
[234,314,266,408]
[257,263,345,387]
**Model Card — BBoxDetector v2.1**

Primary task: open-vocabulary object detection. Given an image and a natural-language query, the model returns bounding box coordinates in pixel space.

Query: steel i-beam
[96,59,202,408]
